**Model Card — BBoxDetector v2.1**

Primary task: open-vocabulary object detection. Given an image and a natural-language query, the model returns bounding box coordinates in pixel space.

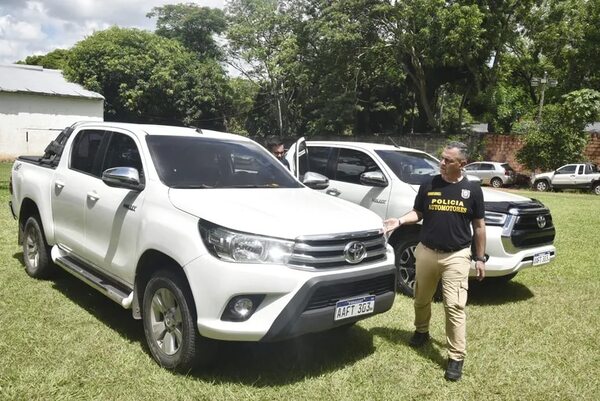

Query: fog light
[233,298,254,317]
[221,294,265,322]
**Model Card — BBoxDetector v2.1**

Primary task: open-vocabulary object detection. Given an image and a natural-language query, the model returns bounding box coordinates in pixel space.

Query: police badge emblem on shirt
[461,189,471,199]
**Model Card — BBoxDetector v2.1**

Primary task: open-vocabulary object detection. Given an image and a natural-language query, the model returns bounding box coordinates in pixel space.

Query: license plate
[533,251,551,266]
[334,295,375,321]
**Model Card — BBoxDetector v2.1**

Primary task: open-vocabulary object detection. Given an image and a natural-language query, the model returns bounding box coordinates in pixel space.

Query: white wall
[0,92,103,158]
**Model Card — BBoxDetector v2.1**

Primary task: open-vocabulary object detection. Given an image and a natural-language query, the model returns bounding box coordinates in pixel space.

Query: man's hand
[475,260,485,281]
[383,218,400,234]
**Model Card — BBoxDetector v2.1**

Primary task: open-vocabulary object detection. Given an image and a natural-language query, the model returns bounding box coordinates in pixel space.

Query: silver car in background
[463,161,516,188]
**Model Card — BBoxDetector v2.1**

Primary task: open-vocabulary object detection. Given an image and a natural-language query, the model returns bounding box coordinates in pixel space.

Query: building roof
[585,122,600,132]
[0,63,104,100]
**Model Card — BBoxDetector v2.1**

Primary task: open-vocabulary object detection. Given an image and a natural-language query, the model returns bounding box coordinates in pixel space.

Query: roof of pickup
[305,140,428,153]
[72,121,248,141]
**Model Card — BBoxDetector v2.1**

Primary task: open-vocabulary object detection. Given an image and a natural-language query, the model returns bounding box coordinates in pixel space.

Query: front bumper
[474,225,556,277]
[184,247,396,342]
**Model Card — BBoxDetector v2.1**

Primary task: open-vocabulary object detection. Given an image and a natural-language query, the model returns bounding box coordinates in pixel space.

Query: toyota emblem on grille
[536,215,547,229]
[344,241,367,264]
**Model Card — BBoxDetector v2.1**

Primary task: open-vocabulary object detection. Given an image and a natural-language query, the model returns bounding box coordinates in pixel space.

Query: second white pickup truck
[286,139,557,297]
[9,122,396,372]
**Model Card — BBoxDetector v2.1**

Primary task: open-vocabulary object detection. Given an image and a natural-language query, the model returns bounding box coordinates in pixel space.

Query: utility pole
[531,71,558,123]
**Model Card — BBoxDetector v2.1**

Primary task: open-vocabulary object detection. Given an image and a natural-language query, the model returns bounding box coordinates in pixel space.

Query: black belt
[422,243,468,253]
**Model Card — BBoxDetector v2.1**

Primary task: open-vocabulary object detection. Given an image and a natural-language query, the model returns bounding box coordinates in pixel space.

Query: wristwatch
[474,256,486,262]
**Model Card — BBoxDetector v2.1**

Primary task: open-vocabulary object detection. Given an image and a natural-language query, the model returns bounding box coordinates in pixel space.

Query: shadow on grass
[467,278,534,306]
[195,326,375,386]
[369,327,446,369]
[12,252,375,385]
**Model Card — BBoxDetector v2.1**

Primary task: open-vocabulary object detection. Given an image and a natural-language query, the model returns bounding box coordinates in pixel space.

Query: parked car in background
[463,161,516,188]
[531,163,600,194]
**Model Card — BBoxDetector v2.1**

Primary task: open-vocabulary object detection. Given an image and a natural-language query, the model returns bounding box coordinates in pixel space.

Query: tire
[142,270,216,372]
[22,216,55,279]
[393,238,442,301]
[593,183,600,195]
[534,180,549,192]
[490,177,503,188]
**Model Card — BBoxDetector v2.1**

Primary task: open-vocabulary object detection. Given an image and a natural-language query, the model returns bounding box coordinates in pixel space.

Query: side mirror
[360,171,388,187]
[303,171,329,190]
[102,167,144,191]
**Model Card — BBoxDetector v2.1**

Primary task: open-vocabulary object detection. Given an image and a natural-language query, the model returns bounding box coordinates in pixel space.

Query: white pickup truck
[9,122,396,372]
[286,140,557,297]
[532,163,600,195]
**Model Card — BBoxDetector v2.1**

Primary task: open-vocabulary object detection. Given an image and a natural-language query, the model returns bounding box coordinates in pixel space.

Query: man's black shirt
[414,175,484,251]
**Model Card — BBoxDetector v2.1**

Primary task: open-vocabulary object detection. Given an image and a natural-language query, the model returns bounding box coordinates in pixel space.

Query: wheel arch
[18,198,42,245]
[388,224,421,246]
[133,250,191,319]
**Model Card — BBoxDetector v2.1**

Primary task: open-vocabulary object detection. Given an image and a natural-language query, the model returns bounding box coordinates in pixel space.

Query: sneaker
[444,358,464,381]
[408,331,430,347]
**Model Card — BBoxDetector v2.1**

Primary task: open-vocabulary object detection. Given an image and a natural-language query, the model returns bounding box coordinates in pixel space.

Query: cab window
[556,165,576,174]
[306,146,333,177]
[101,132,144,180]
[70,130,105,176]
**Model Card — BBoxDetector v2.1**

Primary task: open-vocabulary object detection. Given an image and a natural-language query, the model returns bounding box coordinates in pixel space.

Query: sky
[0,0,225,64]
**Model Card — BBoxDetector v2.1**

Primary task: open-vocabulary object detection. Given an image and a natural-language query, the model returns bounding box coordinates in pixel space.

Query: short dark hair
[266,135,284,149]
[445,141,468,161]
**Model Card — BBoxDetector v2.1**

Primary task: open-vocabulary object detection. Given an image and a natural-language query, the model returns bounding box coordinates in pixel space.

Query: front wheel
[142,270,215,372]
[534,180,549,192]
[393,238,441,301]
[490,177,503,188]
[22,216,55,279]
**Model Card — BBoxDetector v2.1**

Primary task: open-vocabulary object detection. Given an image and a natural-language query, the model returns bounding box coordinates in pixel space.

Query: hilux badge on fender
[344,241,367,264]
[536,215,547,229]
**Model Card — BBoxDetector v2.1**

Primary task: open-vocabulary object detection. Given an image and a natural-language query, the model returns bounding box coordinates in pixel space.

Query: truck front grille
[288,230,387,269]
[304,274,395,311]
[511,212,555,248]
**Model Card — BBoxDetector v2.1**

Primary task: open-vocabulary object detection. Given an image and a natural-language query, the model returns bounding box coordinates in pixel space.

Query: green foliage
[147,3,227,60]
[63,27,230,129]
[19,48,70,70]
[517,89,600,171]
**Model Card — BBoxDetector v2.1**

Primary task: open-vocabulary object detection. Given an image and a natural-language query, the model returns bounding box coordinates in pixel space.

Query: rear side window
[70,130,105,176]
[480,163,494,171]
[334,148,380,185]
[307,146,333,177]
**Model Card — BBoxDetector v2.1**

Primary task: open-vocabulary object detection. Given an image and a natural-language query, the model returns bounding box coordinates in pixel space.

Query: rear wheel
[593,183,600,195]
[534,180,549,192]
[142,270,216,372]
[490,177,503,188]
[22,216,55,279]
[393,238,442,301]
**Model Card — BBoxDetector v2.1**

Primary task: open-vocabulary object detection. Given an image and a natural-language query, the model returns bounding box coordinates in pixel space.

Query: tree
[64,27,230,129]
[147,3,227,60]
[517,89,600,171]
[19,48,70,70]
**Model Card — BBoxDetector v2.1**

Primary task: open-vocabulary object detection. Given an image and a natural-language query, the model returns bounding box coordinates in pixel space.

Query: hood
[168,187,383,239]
[482,188,531,202]
[535,171,554,179]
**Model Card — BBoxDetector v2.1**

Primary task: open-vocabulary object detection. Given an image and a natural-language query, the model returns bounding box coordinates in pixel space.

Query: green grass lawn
[1,161,599,400]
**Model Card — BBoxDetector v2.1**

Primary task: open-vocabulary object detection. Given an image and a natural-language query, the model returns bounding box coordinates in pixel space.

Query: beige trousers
[413,243,471,360]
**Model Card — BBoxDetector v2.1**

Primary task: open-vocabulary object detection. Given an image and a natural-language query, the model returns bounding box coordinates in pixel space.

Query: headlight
[199,220,294,264]
[484,211,507,226]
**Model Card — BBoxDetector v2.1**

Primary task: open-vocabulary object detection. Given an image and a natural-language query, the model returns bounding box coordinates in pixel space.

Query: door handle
[87,191,100,201]
[55,180,65,189]
[326,188,341,196]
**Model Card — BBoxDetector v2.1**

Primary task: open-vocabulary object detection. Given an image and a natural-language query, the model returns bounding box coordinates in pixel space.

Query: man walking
[384,141,486,381]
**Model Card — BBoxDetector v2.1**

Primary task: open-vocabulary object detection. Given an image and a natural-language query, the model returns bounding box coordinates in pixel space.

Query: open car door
[285,137,329,190]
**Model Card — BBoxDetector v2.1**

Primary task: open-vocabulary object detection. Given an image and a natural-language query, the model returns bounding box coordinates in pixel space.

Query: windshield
[375,150,440,185]
[146,136,302,189]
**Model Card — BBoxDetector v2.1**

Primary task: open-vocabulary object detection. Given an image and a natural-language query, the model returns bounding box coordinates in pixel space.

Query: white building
[0,64,104,159]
